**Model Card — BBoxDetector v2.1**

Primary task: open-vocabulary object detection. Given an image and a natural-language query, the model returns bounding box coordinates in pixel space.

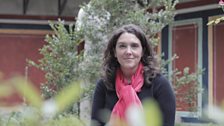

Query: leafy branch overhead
[207,0,224,25]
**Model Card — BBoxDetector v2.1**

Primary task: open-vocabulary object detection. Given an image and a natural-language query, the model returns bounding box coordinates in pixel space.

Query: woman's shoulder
[151,74,174,95]
[96,78,115,92]
[96,78,107,89]
[152,74,172,88]
[93,78,108,95]
[153,74,169,83]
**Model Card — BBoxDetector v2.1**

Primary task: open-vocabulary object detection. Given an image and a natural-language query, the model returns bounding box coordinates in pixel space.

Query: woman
[91,24,176,126]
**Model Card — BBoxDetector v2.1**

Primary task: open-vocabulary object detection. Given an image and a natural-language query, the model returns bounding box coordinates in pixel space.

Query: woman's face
[115,32,143,71]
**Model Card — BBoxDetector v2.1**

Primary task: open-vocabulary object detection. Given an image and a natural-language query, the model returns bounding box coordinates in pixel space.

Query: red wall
[0,31,46,106]
[172,24,199,111]
[213,22,224,105]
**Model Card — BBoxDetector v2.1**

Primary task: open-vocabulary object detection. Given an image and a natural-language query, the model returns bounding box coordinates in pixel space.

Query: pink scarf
[110,63,144,122]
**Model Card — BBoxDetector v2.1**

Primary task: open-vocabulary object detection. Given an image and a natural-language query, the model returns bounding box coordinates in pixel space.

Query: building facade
[161,0,224,122]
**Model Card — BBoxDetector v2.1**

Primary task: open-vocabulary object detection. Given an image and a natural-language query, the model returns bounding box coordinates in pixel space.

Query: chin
[123,65,135,69]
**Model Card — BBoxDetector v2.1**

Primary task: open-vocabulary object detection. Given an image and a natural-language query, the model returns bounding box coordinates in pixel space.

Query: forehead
[117,32,140,43]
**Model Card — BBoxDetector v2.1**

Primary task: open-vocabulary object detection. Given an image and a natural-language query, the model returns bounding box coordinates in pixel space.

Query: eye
[131,43,140,48]
[118,44,126,48]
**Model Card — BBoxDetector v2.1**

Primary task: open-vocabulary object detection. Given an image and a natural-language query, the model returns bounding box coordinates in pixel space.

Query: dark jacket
[91,74,176,126]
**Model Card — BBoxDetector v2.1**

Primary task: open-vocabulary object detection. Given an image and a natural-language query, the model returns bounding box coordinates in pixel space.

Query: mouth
[124,58,134,60]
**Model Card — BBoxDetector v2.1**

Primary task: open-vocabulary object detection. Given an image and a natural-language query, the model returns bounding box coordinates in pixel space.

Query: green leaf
[47,114,85,126]
[215,18,221,24]
[0,84,13,97]
[207,20,215,25]
[55,81,83,113]
[11,77,43,108]
[143,99,162,126]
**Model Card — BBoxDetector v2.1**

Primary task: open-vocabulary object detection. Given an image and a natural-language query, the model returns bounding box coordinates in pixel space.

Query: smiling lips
[123,58,134,61]
[124,58,134,60]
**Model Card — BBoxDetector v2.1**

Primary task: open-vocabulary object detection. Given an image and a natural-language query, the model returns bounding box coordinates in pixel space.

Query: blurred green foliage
[0,76,84,126]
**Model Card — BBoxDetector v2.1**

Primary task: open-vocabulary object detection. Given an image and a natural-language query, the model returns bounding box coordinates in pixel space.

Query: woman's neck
[121,67,137,81]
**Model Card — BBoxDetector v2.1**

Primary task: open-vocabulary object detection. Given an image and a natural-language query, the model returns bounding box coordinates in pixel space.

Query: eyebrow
[117,41,139,44]
[116,42,126,44]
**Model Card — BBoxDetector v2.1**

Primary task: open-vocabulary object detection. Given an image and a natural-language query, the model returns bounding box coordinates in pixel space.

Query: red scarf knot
[110,63,144,124]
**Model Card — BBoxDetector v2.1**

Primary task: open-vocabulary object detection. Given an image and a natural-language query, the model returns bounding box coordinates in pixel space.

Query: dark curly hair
[102,24,160,90]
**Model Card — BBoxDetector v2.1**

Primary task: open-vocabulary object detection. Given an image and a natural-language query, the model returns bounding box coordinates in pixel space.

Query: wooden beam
[58,0,68,16]
[0,14,75,21]
[176,0,217,9]
[23,0,30,15]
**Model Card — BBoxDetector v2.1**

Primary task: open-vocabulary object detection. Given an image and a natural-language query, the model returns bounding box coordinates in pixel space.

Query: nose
[126,46,132,55]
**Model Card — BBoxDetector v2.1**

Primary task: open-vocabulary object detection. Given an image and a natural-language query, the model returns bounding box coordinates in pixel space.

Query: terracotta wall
[212,22,224,105]
[0,30,46,106]
[171,23,199,111]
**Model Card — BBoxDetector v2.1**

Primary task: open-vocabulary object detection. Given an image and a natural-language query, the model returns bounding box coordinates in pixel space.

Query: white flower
[205,105,224,124]
[42,99,57,118]
[126,104,146,126]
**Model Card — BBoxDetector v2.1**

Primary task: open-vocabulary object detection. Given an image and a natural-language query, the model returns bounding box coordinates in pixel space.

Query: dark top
[91,74,176,126]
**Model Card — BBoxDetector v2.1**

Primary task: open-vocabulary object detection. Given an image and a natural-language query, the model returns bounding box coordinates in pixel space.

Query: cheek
[140,48,144,56]
[137,49,143,57]
[115,49,123,57]
[114,47,121,57]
